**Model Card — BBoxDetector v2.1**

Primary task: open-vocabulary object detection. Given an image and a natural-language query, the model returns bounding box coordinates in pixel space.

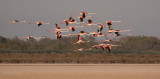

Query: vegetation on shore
[0,35,160,63]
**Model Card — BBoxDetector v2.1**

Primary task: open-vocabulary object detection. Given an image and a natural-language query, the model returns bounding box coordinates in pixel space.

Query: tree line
[0,35,160,63]
[0,35,160,53]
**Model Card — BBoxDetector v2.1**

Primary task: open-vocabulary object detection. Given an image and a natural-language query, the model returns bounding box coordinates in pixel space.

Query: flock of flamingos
[9,12,131,52]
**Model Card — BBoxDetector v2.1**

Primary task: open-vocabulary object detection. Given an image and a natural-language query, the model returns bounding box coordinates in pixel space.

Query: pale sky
[0,0,160,39]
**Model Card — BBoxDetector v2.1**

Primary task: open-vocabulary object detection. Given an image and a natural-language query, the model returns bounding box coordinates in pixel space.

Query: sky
[0,0,160,39]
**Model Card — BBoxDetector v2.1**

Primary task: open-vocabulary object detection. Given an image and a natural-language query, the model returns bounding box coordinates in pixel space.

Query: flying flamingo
[111,33,132,37]
[50,33,72,40]
[92,24,106,32]
[29,21,50,27]
[86,45,101,50]
[56,17,78,26]
[99,39,112,43]
[100,20,122,29]
[47,24,68,33]
[69,17,75,22]
[72,35,90,44]
[72,48,84,51]
[87,29,108,38]
[65,26,84,32]
[99,44,121,52]
[9,20,27,23]
[76,16,92,23]
[71,12,97,19]
[72,47,92,51]
[87,19,98,26]
[104,29,130,34]
[18,36,47,40]
[71,31,90,36]
[81,19,101,26]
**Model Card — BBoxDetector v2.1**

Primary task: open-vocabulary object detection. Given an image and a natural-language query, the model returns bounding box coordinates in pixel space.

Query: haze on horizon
[0,0,160,39]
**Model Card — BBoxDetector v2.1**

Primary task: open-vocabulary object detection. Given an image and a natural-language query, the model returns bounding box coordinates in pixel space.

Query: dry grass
[0,64,160,79]
[1,53,160,64]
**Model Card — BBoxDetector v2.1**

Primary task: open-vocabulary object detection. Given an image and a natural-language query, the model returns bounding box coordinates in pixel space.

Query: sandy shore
[0,64,160,79]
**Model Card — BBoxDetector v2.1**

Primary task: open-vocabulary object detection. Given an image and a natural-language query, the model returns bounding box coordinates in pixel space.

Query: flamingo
[114,30,132,37]
[87,29,106,37]
[112,33,132,37]
[92,24,106,32]
[86,43,120,52]
[56,17,78,26]
[99,20,122,29]
[54,24,68,30]
[99,44,106,50]
[18,36,33,40]
[57,19,77,26]
[76,16,92,23]
[71,26,76,32]
[99,44,120,52]
[69,17,75,22]
[80,19,99,26]
[86,19,98,26]
[47,24,69,33]
[29,22,50,27]
[105,44,112,52]
[80,16,84,22]
[72,35,84,44]
[99,39,112,43]
[56,31,61,35]
[72,48,84,51]
[106,44,121,52]
[18,36,47,40]
[55,23,60,29]
[9,20,27,23]
[104,29,130,34]
[72,47,92,51]
[88,45,101,50]
[71,31,90,36]
[56,34,62,40]
[71,12,97,19]
[65,26,84,32]
[48,30,69,33]
[50,33,72,40]
[72,35,90,44]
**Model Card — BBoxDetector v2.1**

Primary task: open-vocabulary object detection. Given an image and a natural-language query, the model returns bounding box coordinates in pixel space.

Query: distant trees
[0,36,97,52]
[111,36,160,53]
[0,35,160,54]
[0,35,160,63]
